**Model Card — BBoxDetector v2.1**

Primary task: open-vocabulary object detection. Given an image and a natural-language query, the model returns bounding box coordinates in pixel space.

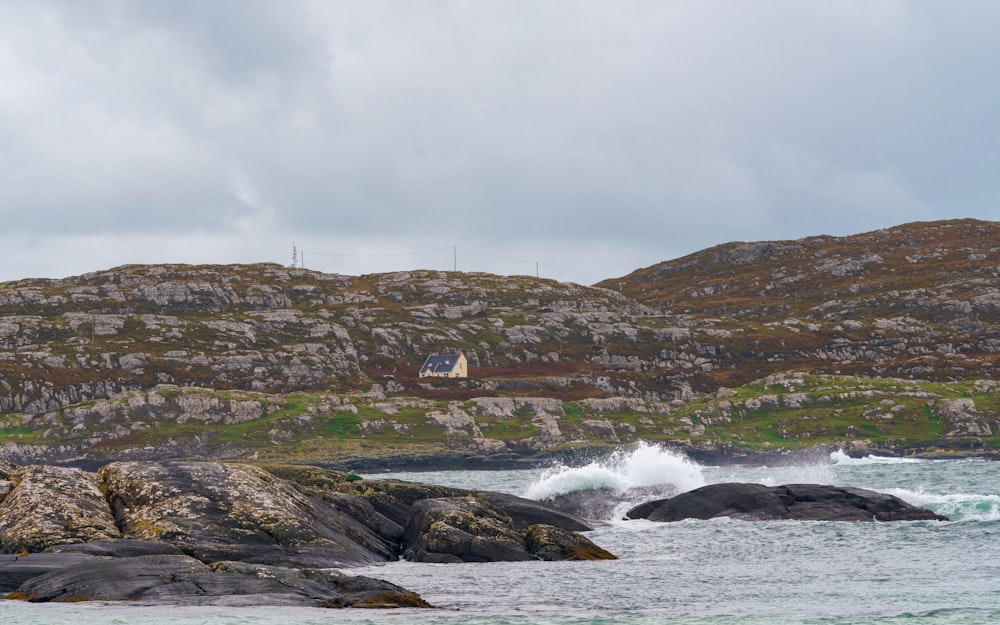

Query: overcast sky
[2,1,998,285]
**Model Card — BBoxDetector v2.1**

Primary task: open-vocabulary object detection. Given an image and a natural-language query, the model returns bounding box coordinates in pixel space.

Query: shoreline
[319,442,1000,474]
[10,440,999,476]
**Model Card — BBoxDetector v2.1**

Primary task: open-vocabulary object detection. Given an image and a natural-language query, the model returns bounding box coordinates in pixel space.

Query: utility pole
[536,262,539,278]
[454,246,457,272]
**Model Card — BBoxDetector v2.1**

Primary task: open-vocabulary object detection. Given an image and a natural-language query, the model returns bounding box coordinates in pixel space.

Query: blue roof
[420,354,462,374]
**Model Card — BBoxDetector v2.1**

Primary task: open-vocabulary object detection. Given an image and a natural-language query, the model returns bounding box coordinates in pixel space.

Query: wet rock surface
[523,523,617,561]
[627,482,949,522]
[402,497,534,563]
[100,461,393,568]
[398,494,611,564]
[8,554,431,608]
[0,460,616,605]
[474,490,593,532]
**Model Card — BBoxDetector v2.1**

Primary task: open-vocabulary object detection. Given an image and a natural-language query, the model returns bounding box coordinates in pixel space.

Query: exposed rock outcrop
[0,460,616,605]
[523,524,617,561]
[402,497,534,563]
[397,496,609,564]
[6,554,431,608]
[328,477,593,533]
[100,461,393,568]
[626,483,949,522]
[0,465,121,552]
[474,491,593,531]
[0,459,16,479]
[5,221,1000,465]
[543,485,684,521]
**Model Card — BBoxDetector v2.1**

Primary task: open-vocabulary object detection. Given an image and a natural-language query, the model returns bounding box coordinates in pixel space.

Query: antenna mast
[291,244,297,269]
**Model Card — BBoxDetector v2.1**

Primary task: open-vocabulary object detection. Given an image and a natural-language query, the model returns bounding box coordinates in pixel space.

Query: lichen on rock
[0,465,121,553]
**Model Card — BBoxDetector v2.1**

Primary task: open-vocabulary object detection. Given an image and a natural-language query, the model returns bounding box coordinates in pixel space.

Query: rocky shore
[0,456,953,607]
[0,460,613,607]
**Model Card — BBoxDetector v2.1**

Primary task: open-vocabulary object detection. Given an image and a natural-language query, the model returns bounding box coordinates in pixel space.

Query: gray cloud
[2,1,999,283]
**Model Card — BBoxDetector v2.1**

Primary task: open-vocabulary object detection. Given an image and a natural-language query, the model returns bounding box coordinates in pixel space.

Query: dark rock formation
[319,478,470,529]
[7,554,431,608]
[51,538,184,558]
[398,495,607,564]
[523,524,617,561]
[328,477,595,532]
[402,497,535,563]
[280,469,609,564]
[475,490,594,531]
[100,461,394,568]
[0,552,95,593]
[0,460,616,605]
[627,483,949,522]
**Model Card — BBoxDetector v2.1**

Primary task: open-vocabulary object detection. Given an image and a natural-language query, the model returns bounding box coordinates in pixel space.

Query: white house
[419,353,468,378]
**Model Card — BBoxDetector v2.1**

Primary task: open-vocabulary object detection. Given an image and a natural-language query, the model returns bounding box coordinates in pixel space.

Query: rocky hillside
[599,218,1000,387]
[1,219,1000,464]
[0,264,658,410]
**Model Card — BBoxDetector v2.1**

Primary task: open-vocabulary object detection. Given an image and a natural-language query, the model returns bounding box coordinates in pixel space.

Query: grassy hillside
[3,373,996,466]
[2,219,1000,465]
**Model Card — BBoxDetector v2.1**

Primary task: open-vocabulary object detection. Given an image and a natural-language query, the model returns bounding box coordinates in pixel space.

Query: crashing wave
[524,442,705,521]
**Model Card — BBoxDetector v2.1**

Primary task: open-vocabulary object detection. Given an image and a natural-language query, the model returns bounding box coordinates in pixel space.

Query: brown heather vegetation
[1,219,1000,462]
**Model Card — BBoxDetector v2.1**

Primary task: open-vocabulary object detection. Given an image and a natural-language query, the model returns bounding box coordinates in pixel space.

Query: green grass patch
[479,419,540,440]
[323,411,361,438]
[562,402,584,423]
[0,425,40,443]
[155,388,182,401]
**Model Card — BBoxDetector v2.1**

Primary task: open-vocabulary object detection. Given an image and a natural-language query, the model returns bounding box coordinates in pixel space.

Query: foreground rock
[402,497,534,563]
[325,478,593,532]
[0,465,121,553]
[627,483,949,522]
[474,491,594,532]
[100,461,395,568]
[400,497,615,563]
[523,524,617,561]
[0,460,616,605]
[6,553,430,608]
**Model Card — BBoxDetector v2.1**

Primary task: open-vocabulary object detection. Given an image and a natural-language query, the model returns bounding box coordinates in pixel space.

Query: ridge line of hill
[1,218,999,465]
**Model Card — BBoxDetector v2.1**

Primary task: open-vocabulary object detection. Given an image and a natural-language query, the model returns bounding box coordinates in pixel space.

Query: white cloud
[1,1,999,282]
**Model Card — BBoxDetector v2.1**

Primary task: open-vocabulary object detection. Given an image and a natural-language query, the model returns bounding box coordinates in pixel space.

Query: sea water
[4,443,1000,625]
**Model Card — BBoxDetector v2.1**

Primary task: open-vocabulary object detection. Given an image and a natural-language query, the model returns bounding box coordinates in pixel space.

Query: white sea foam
[523,442,705,500]
[829,449,924,465]
[885,487,1000,522]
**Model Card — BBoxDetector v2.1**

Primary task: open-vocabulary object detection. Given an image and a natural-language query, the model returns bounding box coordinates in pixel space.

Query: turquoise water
[4,447,1000,624]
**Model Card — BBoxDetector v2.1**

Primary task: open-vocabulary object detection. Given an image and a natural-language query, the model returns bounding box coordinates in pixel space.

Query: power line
[457,247,593,283]
[538,263,593,285]
[302,246,453,259]
[457,246,535,266]
[281,244,593,284]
